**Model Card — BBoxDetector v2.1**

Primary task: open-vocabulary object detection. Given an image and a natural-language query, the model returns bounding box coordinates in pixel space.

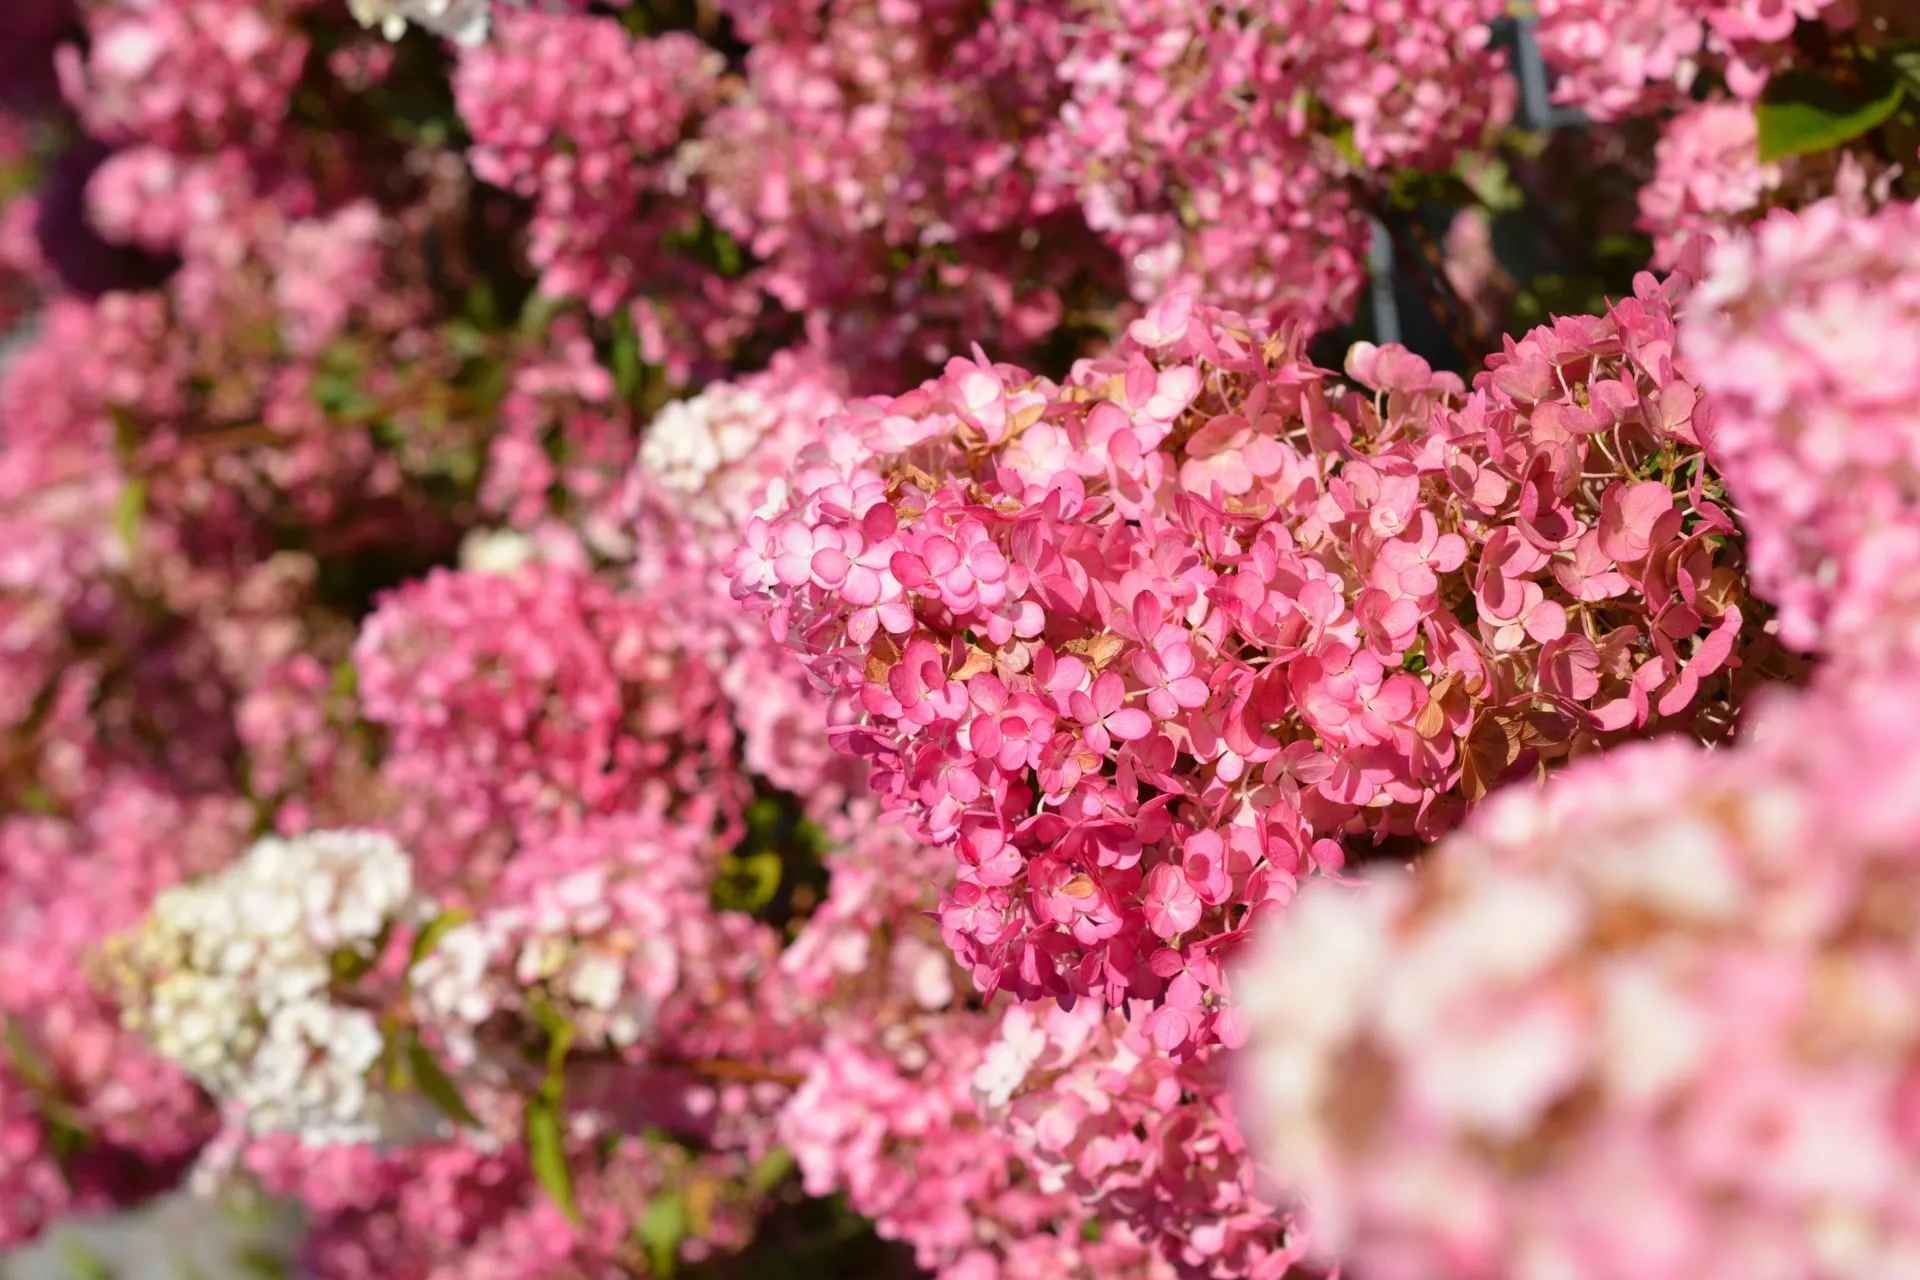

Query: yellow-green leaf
[1891,48,1920,96]
[58,1234,117,1280]
[746,1146,794,1196]
[712,851,781,914]
[528,994,576,1085]
[2,1016,54,1094]
[1756,67,1904,163]
[114,479,146,559]
[329,946,378,984]
[525,1093,579,1225]
[406,1038,480,1129]
[408,908,474,970]
[636,1191,688,1276]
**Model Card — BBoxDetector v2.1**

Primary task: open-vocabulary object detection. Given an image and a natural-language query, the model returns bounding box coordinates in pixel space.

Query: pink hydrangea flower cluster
[1638,103,1900,271]
[1681,198,1920,665]
[1234,671,1920,1280]
[0,778,248,1244]
[58,0,316,149]
[1638,103,1788,269]
[409,811,789,1086]
[0,1067,74,1249]
[453,12,729,323]
[631,347,849,541]
[731,280,1770,1057]
[1532,0,1847,120]
[446,0,1526,383]
[695,0,1095,374]
[781,1015,1175,1279]
[972,999,1299,1278]
[1034,0,1513,323]
[351,562,749,885]
[477,317,636,554]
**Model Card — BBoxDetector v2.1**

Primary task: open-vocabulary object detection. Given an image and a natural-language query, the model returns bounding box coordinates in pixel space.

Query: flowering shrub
[1,0,1918,1276]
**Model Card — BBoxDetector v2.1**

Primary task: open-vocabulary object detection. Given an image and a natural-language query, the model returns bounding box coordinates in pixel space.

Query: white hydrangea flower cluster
[345,0,494,47]
[456,526,536,577]
[638,383,788,526]
[408,920,501,1070]
[411,865,667,1066]
[118,830,436,1146]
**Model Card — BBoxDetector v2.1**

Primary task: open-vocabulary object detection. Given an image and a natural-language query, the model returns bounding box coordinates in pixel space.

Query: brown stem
[666,1057,807,1088]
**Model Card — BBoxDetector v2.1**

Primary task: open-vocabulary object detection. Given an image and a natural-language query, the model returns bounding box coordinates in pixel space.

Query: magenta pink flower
[1598,479,1680,564]
[967,673,1059,772]
[892,520,1013,615]
[1142,863,1202,940]
[1069,672,1153,755]
[1131,641,1210,722]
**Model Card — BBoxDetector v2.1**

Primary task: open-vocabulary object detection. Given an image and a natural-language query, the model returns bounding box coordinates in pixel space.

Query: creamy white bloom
[641,385,777,497]
[458,527,536,577]
[118,829,438,1145]
[346,0,493,47]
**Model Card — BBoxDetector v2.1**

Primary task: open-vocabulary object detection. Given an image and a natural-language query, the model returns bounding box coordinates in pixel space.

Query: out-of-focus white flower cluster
[346,0,494,47]
[114,830,438,1146]
[640,383,785,523]
[411,863,669,1070]
[631,353,846,542]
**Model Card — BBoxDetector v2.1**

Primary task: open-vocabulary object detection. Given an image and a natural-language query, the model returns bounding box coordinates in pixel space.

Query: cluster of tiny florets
[113,830,431,1145]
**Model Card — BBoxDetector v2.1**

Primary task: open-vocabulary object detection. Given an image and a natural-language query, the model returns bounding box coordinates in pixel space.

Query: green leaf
[636,1191,688,1276]
[47,1115,91,1162]
[516,290,565,341]
[1756,67,1904,162]
[56,1234,116,1280]
[231,1245,290,1280]
[465,279,499,330]
[793,818,831,859]
[711,228,743,278]
[744,796,782,836]
[109,407,140,464]
[329,921,391,985]
[1458,156,1523,213]
[329,946,378,984]
[610,322,641,405]
[528,995,576,1082]
[2,1017,53,1093]
[406,1037,480,1129]
[746,1146,795,1196]
[712,852,782,914]
[312,369,378,419]
[1386,169,1478,211]
[1327,123,1363,170]
[408,908,474,969]
[525,1093,580,1225]
[113,479,146,560]
[1891,47,1920,97]
[1595,231,1654,262]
